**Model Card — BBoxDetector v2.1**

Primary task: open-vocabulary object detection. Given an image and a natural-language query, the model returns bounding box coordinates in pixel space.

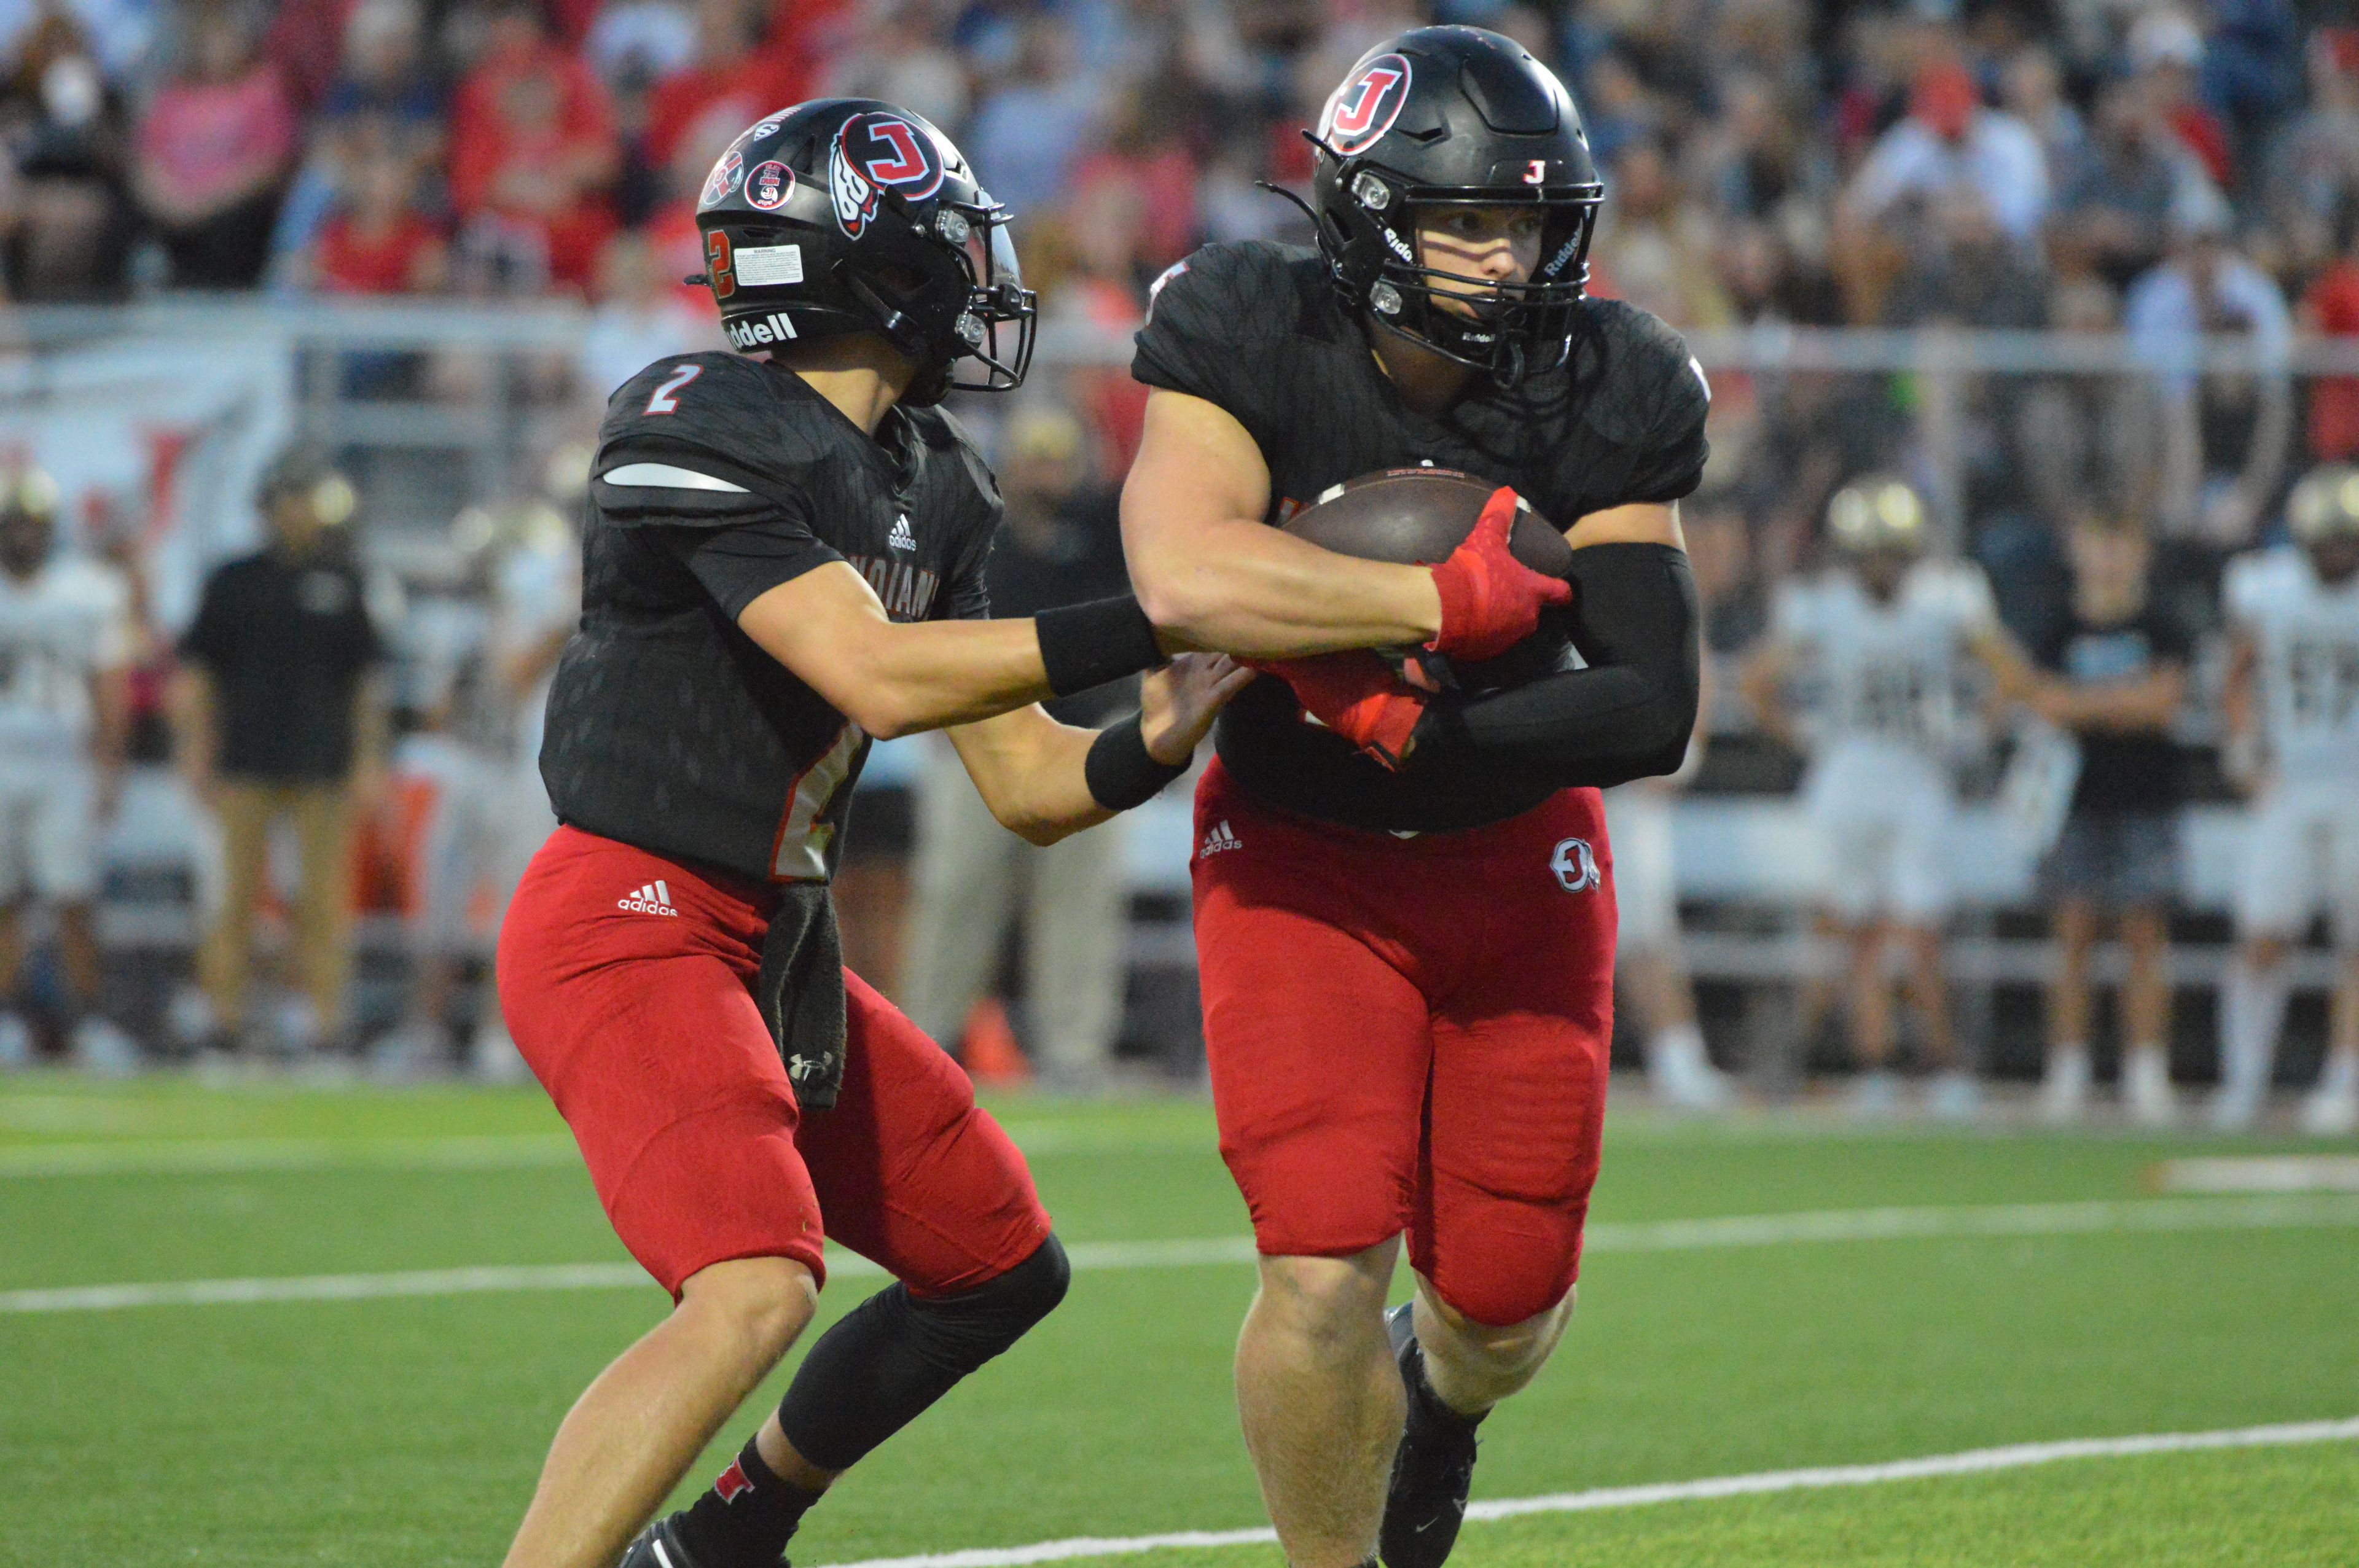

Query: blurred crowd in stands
[6,1,2359,1131]
[10,1,2359,560]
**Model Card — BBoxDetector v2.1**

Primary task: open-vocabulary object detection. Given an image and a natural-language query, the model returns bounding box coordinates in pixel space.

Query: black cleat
[1379,1302,1480,1568]
[621,1513,792,1568]
[622,1517,778,1568]
[619,1518,697,1568]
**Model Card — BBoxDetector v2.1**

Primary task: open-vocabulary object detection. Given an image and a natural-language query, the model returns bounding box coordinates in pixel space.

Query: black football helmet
[1304,26,1603,386]
[692,98,1036,405]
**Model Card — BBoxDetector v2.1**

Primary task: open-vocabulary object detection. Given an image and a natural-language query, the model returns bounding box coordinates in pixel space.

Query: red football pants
[1191,760,1616,1327]
[496,826,1051,1298]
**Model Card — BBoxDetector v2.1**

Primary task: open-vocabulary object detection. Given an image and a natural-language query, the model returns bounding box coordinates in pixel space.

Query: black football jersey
[540,351,1000,883]
[1132,240,1710,832]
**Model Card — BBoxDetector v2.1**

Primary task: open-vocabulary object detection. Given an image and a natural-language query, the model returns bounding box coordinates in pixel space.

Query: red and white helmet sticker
[829,112,946,238]
[1321,53,1413,157]
[745,159,796,211]
[699,148,744,209]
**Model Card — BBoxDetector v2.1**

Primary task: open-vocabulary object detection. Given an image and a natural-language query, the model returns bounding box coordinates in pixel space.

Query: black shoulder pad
[1140,241,1311,346]
[1579,300,1708,452]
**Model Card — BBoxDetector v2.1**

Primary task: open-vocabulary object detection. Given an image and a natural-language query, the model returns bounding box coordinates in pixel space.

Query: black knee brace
[776,1235,1070,1471]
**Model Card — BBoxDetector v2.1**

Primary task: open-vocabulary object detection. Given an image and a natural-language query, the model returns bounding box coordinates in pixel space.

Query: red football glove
[1251,651,1426,771]
[1426,486,1573,662]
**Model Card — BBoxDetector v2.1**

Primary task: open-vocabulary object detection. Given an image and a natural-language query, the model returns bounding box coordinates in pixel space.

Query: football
[1281,466,1575,690]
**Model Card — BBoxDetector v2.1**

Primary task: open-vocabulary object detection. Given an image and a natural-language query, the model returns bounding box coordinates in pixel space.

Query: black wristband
[1084,714,1189,811]
[1036,595,1162,698]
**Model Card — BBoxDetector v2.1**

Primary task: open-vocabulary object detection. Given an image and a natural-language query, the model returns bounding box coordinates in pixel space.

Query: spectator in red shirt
[131,11,299,289]
[447,0,619,294]
[642,0,808,182]
[308,153,447,294]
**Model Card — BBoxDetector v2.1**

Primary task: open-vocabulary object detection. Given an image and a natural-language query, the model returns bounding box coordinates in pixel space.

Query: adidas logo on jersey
[888,514,916,552]
[618,881,678,916]
[1200,820,1242,857]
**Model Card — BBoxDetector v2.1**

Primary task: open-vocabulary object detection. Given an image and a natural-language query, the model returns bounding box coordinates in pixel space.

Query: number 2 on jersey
[644,364,703,416]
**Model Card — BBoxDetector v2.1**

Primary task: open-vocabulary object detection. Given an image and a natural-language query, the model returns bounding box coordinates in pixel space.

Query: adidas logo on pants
[619,881,678,916]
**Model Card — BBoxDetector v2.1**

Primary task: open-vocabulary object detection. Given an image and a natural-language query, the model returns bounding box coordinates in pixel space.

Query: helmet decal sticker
[830,111,945,237]
[699,148,744,209]
[703,230,736,298]
[734,243,804,286]
[1321,53,1412,157]
[745,160,795,211]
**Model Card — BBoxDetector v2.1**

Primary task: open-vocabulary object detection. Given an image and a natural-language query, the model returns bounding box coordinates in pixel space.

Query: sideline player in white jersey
[0,468,137,1071]
[2214,465,2359,1134]
[1743,476,2033,1116]
[1603,661,1734,1110]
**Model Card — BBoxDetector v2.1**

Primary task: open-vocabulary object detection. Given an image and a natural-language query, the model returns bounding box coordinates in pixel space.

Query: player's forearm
[952,692,1218,846]
[835,616,1065,738]
[1130,517,1441,657]
[963,717,1113,846]
[1415,542,1699,784]
[744,569,1160,739]
[1418,664,1696,786]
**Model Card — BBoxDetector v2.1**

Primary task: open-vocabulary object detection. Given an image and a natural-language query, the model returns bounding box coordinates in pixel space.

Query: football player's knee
[1428,1287,1571,1371]
[1259,1250,1391,1341]
[907,1233,1069,1374]
[676,1255,817,1363]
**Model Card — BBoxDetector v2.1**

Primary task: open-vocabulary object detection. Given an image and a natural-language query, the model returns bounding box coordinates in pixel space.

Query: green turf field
[2,1075,2354,1566]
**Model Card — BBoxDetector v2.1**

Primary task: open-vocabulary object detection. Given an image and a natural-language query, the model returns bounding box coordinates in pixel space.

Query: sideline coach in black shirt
[176,448,387,1050]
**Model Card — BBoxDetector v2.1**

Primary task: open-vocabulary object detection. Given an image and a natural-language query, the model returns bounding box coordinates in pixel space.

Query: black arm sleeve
[1413,543,1699,788]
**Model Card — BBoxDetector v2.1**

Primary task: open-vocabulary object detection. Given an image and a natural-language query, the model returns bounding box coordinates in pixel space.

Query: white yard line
[2157,1155,2359,1193]
[6,1195,2357,1316]
[813,1416,2359,1568]
[0,1121,1195,1178]
[0,1134,581,1178]
[1578,1192,2359,1250]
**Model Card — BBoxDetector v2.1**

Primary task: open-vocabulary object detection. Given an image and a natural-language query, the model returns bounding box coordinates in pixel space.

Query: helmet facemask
[1312,138,1602,388]
[831,193,1036,405]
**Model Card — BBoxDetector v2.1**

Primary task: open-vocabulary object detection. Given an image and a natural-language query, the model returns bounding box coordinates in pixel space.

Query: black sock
[1402,1336,1487,1435]
[671,1436,823,1567]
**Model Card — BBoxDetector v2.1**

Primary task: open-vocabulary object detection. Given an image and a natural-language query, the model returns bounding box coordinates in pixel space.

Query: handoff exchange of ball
[1280,467,1575,690]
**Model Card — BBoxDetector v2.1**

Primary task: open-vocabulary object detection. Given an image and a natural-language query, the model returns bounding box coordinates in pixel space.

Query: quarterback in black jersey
[1121,29,1706,1568]
[494,101,1247,1568]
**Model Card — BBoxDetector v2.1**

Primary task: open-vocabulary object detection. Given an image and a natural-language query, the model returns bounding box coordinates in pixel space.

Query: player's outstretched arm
[945,654,1254,845]
[1122,390,1449,656]
[735,562,1164,739]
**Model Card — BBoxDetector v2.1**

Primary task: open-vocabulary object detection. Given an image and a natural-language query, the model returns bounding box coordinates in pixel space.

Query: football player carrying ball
[1121,27,1707,1568]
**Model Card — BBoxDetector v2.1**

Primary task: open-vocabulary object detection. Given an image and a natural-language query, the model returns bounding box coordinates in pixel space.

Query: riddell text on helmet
[726,312,799,349]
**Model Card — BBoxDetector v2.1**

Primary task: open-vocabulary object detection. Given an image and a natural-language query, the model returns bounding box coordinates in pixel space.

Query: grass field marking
[2156,1155,2359,1193]
[0,1242,1259,1314]
[10,1195,2359,1315]
[1578,1192,2359,1251]
[0,1263,653,1313]
[816,1416,2359,1568]
[0,1119,1202,1178]
[0,1133,580,1179]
